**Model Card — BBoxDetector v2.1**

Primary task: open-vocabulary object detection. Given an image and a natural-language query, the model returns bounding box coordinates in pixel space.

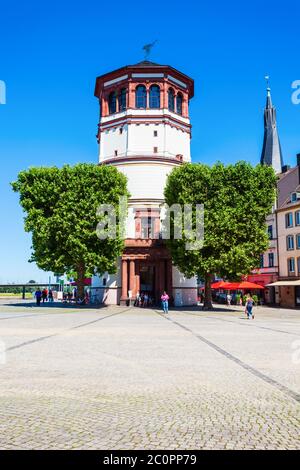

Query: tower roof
[260,81,284,174]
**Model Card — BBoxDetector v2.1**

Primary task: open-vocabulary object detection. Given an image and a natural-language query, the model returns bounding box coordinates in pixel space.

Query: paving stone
[0,301,299,449]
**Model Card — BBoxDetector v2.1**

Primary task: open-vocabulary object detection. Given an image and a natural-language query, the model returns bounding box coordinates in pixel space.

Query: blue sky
[0,0,299,282]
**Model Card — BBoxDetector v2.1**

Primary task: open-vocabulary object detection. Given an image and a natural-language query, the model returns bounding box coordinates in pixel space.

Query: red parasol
[211,281,229,289]
[235,281,264,290]
[211,281,264,290]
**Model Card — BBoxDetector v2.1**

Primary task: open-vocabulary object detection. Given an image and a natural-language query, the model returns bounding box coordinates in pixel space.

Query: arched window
[108,92,117,114]
[136,85,147,108]
[168,88,175,112]
[118,88,127,112]
[149,85,160,108]
[176,93,183,115]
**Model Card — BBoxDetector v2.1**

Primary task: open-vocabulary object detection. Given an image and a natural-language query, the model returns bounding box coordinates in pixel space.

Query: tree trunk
[76,263,86,300]
[203,272,213,310]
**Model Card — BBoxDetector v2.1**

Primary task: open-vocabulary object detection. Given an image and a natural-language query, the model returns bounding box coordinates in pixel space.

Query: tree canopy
[164,161,277,309]
[12,163,129,298]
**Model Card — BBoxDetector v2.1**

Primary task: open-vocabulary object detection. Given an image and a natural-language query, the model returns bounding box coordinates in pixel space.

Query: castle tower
[260,80,284,174]
[93,61,197,306]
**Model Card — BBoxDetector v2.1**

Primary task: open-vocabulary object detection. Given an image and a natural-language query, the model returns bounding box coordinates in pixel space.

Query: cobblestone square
[0,300,300,449]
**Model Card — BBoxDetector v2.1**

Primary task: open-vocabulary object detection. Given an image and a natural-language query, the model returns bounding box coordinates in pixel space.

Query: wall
[279,286,295,308]
[277,205,300,277]
[172,266,197,306]
[100,122,190,162]
[116,161,178,200]
[100,124,128,160]
[91,263,121,304]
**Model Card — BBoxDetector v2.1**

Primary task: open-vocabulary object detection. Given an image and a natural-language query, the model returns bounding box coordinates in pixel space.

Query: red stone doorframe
[120,239,173,304]
[120,258,172,304]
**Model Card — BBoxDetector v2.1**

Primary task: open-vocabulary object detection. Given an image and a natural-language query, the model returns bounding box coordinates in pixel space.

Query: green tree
[12,163,129,299]
[164,162,277,309]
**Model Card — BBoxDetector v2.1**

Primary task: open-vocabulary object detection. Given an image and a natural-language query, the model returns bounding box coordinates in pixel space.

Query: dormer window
[291,192,298,203]
[291,192,300,202]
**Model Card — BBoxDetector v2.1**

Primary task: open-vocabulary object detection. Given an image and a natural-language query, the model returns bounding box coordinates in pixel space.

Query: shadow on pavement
[0,300,108,310]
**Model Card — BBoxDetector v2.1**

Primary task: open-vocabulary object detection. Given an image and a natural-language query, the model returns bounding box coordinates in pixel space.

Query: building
[91,61,198,306]
[271,158,300,307]
[248,82,284,302]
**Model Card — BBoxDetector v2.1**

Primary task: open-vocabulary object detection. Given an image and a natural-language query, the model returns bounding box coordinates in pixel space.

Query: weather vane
[142,40,157,60]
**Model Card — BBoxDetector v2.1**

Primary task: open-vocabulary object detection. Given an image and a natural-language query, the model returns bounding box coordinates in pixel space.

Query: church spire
[260,76,284,174]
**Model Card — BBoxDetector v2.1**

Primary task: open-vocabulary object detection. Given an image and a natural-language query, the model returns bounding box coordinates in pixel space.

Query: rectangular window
[296,234,300,249]
[287,235,295,250]
[268,253,274,268]
[295,211,300,226]
[288,257,295,274]
[154,130,158,137]
[114,150,118,156]
[286,212,293,228]
[267,225,273,239]
[154,147,158,153]
[141,217,156,239]
[297,257,300,275]
[259,254,264,268]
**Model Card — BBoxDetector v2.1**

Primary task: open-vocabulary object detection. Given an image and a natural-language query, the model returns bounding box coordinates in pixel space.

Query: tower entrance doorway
[140,264,155,294]
[120,240,173,305]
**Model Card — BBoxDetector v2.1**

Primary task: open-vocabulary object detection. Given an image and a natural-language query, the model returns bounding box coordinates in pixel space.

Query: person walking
[42,289,48,303]
[48,289,54,302]
[226,293,232,306]
[245,293,255,320]
[161,291,169,314]
[35,288,42,306]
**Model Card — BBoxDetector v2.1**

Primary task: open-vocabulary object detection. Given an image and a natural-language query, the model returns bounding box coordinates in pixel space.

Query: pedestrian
[226,293,232,306]
[245,293,255,320]
[35,288,42,306]
[161,291,169,314]
[42,289,47,303]
[143,293,148,308]
[48,289,54,302]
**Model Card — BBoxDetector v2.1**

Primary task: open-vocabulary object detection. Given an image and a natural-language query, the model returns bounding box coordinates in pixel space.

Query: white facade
[100,110,191,162]
[111,161,180,202]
